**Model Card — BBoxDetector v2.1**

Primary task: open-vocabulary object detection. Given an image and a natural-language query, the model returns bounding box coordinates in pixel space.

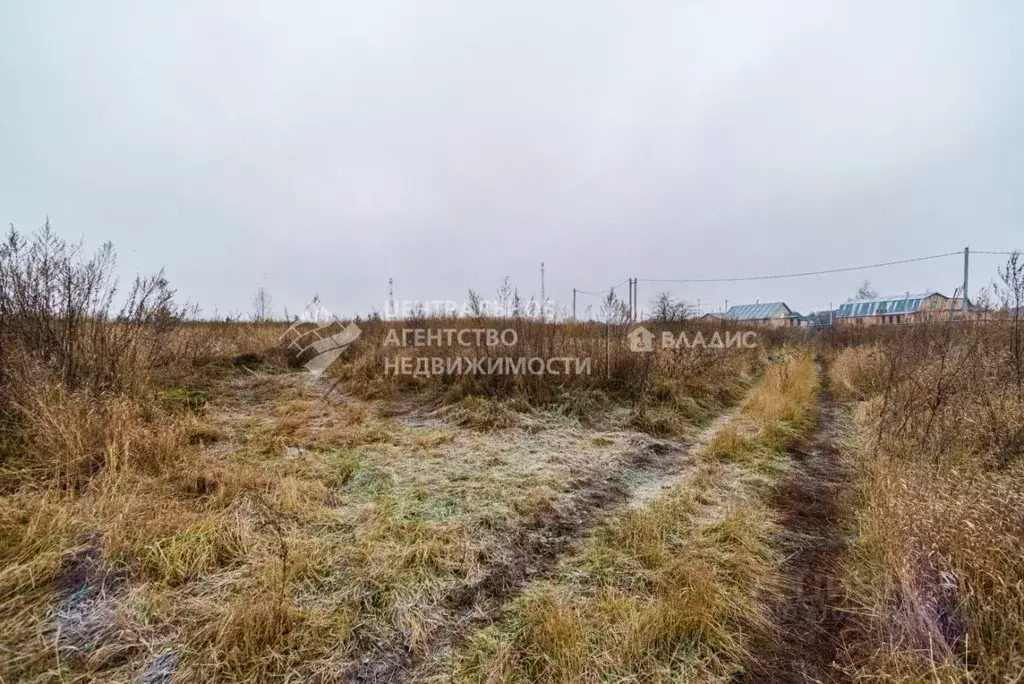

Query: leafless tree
[648,291,694,322]
[252,287,274,322]
[855,279,878,300]
[601,287,630,325]
[496,276,512,317]
[303,294,330,323]
[512,287,523,318]
[467,288,483,317]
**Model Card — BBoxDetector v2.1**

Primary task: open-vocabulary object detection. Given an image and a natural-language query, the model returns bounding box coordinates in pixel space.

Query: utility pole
[572,288,577,320]
[540,262,546,319]
[388,277,394,320]
[624,279,629,320]
[963,246,970,318]
[540,261,545,303]
[622,276,630,321]
[633,277,638,322]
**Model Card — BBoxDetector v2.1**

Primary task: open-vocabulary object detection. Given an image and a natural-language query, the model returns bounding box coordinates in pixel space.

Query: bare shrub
[0,222,186,401]
[332,316,762,426]
[833,284,1024,680]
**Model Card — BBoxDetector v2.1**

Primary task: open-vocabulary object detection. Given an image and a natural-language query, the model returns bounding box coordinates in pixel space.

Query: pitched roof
[837,292,941,318]
[723,302,791,321]
[946,297,975,310]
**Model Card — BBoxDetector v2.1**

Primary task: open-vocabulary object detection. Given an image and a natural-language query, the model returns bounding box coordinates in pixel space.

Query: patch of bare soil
[751,370,852,683]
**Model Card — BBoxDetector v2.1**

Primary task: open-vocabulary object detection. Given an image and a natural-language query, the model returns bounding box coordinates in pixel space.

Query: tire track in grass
[751,365,852,683]
[345,391,760,683]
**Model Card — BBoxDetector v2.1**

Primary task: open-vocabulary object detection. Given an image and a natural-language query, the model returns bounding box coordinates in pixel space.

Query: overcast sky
[2,1,1022,319]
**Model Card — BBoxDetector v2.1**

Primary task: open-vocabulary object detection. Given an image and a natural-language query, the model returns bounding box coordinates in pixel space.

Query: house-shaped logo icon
[627,326,656,352]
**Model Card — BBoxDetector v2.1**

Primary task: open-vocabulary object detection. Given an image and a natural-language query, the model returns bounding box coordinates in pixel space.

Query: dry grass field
[2,228,1023,682]
[829,316,1024,682]
[0,322,768,682]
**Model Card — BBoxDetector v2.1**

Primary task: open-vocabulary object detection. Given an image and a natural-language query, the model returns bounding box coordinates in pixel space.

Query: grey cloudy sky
[2,1,1022,318]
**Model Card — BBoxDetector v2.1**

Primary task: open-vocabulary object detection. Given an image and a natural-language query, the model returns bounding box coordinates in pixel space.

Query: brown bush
[332,317,763,423]
[834,311,1024,680]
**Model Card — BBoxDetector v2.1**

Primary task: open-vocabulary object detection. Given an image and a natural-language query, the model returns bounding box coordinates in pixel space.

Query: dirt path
[754,366,851,683]
[347,394,758,683]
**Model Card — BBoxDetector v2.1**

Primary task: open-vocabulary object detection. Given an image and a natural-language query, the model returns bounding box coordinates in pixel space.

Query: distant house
[699,313,722,322]
[785,312,812,328]
[946,297,983,320]
[836,292,981,325]
[837,292,935,325]
[805,310,837,328]
[723,302,792,328]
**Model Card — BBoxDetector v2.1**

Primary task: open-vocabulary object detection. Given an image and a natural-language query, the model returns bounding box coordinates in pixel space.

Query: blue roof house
[723,302,794,327]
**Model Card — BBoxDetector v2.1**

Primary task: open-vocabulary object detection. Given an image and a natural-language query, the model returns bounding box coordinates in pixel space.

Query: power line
[576,278,632,296]
[636,251,961,284]
[572,248,1018,300]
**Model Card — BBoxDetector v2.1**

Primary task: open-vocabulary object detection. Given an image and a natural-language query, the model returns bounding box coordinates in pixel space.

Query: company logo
[627,326,656,352]
[628,326,759,351]
[281,320,362,375]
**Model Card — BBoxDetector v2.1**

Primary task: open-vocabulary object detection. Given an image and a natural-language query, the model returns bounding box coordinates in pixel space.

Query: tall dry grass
[832,317,1024,681]
[0,226,287,487]
[0,225,775,681]
[333,317,764,437]
[0,226,307,681]
[705,351,820,464]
